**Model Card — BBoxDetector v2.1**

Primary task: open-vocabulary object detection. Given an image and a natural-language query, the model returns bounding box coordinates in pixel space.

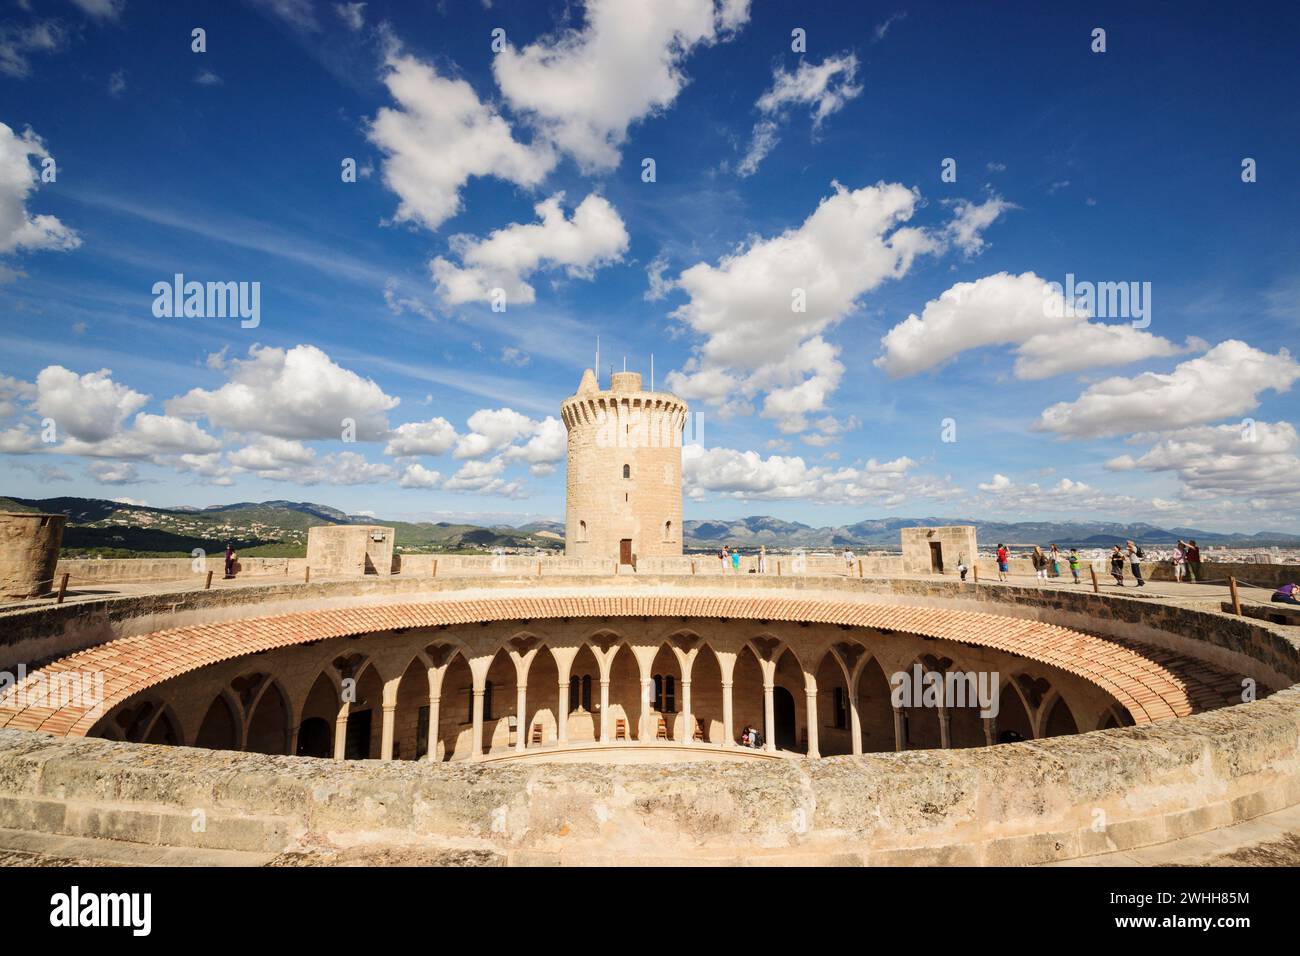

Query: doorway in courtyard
[929,542,944,573]
[774,686,796,750]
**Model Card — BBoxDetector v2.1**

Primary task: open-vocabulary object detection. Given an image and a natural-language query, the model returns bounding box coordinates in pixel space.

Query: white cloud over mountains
[167,344,400,441]
[682,444,957,506]
[432,193,628,306]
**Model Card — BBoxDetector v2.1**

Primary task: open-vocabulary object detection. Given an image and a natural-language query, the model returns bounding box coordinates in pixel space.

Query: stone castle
[560,367,688,565]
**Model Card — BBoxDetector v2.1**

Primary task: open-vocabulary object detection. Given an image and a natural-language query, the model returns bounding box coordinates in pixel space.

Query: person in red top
[996,544,1009,582]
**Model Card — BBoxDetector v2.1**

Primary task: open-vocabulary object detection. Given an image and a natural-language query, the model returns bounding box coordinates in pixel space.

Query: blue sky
[1,0,1298,531]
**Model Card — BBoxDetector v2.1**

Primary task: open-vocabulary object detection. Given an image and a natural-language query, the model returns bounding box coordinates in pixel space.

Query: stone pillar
[332,704,349,761]
[893,707,906,752]
[380,704,397,760]
[680,680,692,743]
[722,681,734,747]
[938,709,951,749]
[0,513,66,602]
[599,679,611,742]
[640,677,654,742]
[556,682,569,743]
[804,691,820,758]
[426,696,441,761]
[515,683,528,751]
[470,688,485,759]
[763,683,776,753]
[288,726,300,757]
[848,675,863,756]
[983,716,996,747]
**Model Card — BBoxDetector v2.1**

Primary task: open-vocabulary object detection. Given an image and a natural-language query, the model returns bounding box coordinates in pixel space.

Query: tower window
[578,520,587,542]
[664,520,672,541]
[622,464,631,479]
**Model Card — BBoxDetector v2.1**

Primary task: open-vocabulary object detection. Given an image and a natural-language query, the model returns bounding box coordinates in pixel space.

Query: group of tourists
[718,545,768,574]
[1171,539,1203,582]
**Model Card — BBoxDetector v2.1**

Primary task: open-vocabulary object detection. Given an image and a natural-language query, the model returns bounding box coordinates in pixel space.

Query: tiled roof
[0,593,1224,736]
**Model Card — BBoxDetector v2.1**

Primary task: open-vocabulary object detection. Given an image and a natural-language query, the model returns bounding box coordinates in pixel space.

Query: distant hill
[1,496,565,558]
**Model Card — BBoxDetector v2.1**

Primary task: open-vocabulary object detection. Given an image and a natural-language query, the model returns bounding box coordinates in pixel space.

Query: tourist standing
[1068,548,1081,584]
[996,543,1009,582]
[1049,544,1062,578]
[957,552,968,582]
[731,548,741,574]
[1032,546,1047,581]
[1173,541,1187,582]
[758,545,767,574]
[720,545,729,574]
[1126,540,1145,587]
[1186,539,1202,583]
[1110,546,1125,586]
[224,542,235,579]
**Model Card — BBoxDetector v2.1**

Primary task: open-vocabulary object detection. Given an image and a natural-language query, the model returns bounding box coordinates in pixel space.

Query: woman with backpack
[1032,546,1048,582]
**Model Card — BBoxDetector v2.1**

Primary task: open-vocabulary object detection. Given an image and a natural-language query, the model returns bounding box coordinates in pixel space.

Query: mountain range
[3,497,1298,557]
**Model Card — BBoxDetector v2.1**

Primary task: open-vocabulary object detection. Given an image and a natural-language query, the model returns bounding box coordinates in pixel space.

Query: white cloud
[875,271,1186,380]
[737,53,862,176]
[431,193,628,306]
[666,181,988,432]
[644,254,674,301]
[385,417,458,457]
[249,0,319,31]
[444,456,525,497]
[368,50,555,232]
[399,463,442,488]
[0,20,66,78]
[227,436,316,472]
[454,407,537,459]
[195,69,222,86]
[167,344,399,440]
[86,460,141,484]
[1107,420,1300,503]
[682,444,956,505]
[335,2,365,30]
[69,0,125,18]
[34,366,147,442]
[0,123,81,254]
[1037,340,1300,439]
[944,195,1015,256]
[493,0,750,171]
[503,415,566,471]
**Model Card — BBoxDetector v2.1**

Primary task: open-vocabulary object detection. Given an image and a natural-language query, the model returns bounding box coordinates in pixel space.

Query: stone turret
[561,369,687,564]
[0,512,66,602]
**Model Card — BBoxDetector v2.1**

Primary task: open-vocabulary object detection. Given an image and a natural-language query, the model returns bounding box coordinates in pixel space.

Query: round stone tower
[0,512,66,602]
[561,368,688,564]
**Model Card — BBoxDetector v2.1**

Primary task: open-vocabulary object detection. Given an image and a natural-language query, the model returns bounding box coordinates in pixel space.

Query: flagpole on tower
[595,336,600,388]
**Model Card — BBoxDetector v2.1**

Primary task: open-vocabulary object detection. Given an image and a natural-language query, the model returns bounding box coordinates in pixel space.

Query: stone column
[599,679,611,742]
[332,702,349,761]
[763,683,776,753]
[982,716,996,747]
[470,687,485,760]
[680,680,692,743]
[288,726,300,757]
[892,707,906,752]
[722,681,734,747]
[640,677,655,742]
[848,674,863,756]
[380,703,397,761]
[556,682,569,744]
[515,683,527,752]
[804,690,820,758]
[938,709,951,749]
[426,696,441,761]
